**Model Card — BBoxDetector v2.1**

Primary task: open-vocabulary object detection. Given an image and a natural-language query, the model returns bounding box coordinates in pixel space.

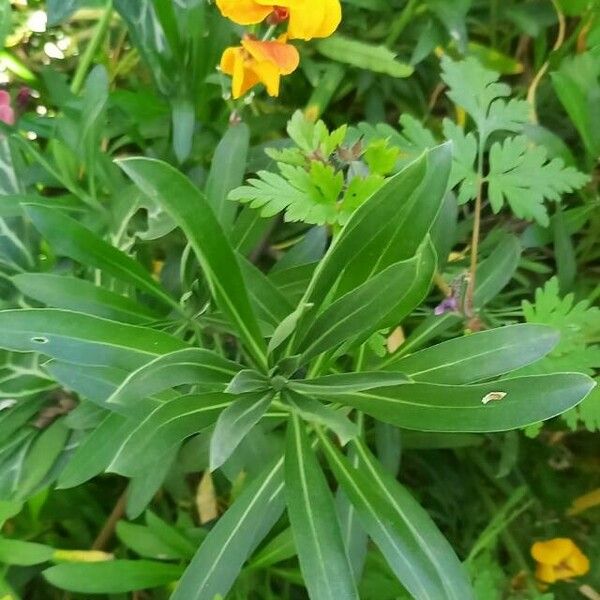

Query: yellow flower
[567,488,600,516]
[216,0,342,40]
[531,538,590,584]
[220,36,300,99]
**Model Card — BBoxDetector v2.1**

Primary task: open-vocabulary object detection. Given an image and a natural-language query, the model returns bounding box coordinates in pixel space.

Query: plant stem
[464,140,486,319]
[71,0,113,95]
[92,488,127,550]
[386,0,420,46]
[526,0,565,123]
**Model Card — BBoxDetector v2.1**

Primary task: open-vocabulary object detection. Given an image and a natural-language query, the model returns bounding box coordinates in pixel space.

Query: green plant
[0,1,599,599]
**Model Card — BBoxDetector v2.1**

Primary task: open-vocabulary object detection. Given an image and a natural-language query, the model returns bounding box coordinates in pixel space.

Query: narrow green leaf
[206,123,250,231]
[17,419,70,498]
[247,528,296,571]
[296,257,418,362]
[23,204,177,312]
[116,521,184,560]
[118,158,267,370]
[474,235,521,307]
[57,413,136,489]
[145,511,197,560]
[325,374,595,432]
[0,538,54,566]
[0,309,186,370]
[107,348,240,409]
[304,144,451,309]
[319,434,474,600]
[172,457,285,600]
[43,560,183,594]
[109,393,232,476]
[210,392,273,471]
[316,35,413,78]
[285,414,359,600]
[13,273,161,324]
[289,372,410,396]
[284,390,358,446]
[383,324,559,383]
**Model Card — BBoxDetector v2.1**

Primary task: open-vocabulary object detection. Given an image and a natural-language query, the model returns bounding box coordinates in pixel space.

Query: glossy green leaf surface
[118,158,268,370]
[23,204,176,311]
[172,457,285,600]
[319,433,474,600]
[44,560,184,594]
[322,374,595,432]
[383,324,559,383]
[285,414,359,600]
[0,309,186,370]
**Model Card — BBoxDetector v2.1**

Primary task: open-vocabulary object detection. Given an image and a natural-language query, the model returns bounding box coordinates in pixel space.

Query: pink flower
[0,90,15,126]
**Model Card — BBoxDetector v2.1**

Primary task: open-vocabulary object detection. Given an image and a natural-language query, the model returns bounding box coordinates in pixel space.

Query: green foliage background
[0,1,598,599]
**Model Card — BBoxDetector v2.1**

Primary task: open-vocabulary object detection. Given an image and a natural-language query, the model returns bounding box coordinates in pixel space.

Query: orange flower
[216,0,342,40]
[220,36,300,99]
[531,538,590,584]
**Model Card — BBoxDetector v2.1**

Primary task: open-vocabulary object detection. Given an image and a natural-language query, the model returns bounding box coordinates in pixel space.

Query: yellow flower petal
[531,538,590,584]
[531,538,577,566]
[564,546,590,577]
[220,39,299,99]
[274,0,341,40]
[216,0,272,25]
[567,488,600,516]
[536,562,559,584]
[242,37,300,75]
[311,0,342,38]
[220,46,260,99]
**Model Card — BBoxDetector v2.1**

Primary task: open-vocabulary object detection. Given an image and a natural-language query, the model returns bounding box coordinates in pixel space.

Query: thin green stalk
[71,0,113,95]
[464,138,486,319]
[473,476,538,596]
[386,0,420,46]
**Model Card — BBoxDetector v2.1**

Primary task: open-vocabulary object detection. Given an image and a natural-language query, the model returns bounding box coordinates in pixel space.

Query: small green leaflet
[517,277,600,432]
[229,110,386,226]
[439,57,589,225]
[440,55,529,138]
[487,137,589,226]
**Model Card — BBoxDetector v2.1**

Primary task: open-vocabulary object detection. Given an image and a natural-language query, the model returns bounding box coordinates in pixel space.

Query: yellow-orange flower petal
[567,488,600,516]
[219,0,342,41]
[273,0,341,40]
[215,0,273,25]
[242,36,299,75]
[531,538,590,584]
[220,38,300,99]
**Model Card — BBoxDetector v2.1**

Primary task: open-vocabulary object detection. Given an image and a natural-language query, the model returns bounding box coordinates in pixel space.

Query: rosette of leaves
[0,137,595,599]
[229,111,400,227]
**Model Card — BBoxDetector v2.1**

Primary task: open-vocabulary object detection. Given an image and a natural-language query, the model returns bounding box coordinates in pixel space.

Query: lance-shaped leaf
[318,433,474,600]
[210,392,273,471]
[13,273,161,325]
[285,414,359,600]
[0,309,186,370]
[23,204,177,312]
[303,143,451,309]
[319,374,595,432]
[44,560,184,594]
[283,390,358,446]
[109,393,232,476]
[118,158,267,371]
[289,372,410,396]
[382,324,559,383]
[172,457,285,600]
[107,348,240,409]
[57,413,136,489]
[473,234,521,307]
[206,122,250,231]
[294,256,418,362]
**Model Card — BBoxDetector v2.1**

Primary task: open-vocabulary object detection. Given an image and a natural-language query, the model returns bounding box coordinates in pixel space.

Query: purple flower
[434,296,459,316]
